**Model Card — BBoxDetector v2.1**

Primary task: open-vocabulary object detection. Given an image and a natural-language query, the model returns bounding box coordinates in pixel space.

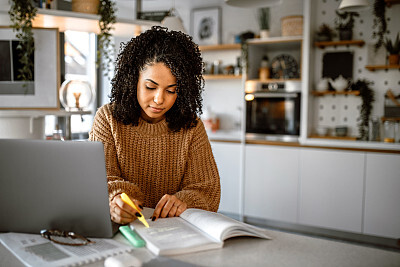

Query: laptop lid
[0,139,116,238]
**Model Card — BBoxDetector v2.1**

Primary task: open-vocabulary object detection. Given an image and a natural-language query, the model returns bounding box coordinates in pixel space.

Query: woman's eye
[145,86,156,90]
[167,90,176,94]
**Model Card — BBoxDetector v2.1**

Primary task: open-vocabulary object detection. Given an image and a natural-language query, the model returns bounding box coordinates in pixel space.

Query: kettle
[329,75,350,92]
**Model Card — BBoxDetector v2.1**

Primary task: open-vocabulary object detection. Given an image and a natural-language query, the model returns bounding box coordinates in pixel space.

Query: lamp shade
[338,0,369,11]
[225,0,281,7]
[161,16,186,33]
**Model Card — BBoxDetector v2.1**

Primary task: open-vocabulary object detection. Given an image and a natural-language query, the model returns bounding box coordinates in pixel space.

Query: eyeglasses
[40,229,95,246]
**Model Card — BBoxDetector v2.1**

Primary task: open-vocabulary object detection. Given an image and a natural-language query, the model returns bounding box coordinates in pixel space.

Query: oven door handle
[251,92,299,98]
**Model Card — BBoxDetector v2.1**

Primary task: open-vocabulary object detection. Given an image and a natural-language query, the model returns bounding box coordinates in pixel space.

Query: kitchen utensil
[329,75,350,92]
[316,78,329,91]
[335,126,348,137]
[315,126,329,136]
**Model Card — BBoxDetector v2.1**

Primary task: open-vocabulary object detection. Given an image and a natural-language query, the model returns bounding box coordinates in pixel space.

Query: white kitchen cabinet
[363,153,400,239]
[298,148,365,233]
[211,141,241,215]
[244,144,300,223]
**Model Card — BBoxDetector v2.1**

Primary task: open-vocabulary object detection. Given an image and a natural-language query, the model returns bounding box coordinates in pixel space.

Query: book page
[133,217,222,256]
[0,232,133,267]
[180,209,271,241]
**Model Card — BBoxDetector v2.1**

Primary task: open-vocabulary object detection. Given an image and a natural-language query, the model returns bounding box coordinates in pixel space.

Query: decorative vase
[339,29,352,41]
[260,29,270,39]
[259,67,270,80]
[388,54,399,65]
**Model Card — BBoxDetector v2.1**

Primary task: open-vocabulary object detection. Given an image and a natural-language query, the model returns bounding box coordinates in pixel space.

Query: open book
[131,208,270,256]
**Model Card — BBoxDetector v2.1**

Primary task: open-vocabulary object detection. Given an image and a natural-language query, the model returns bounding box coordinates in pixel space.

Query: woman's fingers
[110,194,143,224]
[152,194,187,221]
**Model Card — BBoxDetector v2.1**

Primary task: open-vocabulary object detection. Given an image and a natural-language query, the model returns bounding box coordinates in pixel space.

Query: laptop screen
[0,139,115,238]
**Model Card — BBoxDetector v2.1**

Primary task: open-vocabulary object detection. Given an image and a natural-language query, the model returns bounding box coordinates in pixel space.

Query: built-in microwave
[245,80,301,141]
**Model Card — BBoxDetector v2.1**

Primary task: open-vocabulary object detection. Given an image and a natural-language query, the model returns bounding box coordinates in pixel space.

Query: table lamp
[59,80,95,111]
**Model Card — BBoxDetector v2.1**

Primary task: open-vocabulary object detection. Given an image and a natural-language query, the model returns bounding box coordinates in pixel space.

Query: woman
[89,26,220,225]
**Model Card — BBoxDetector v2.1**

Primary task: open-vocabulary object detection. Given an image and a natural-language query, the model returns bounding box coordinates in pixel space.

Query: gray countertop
[2,228,399,267]
[207,130,400,152]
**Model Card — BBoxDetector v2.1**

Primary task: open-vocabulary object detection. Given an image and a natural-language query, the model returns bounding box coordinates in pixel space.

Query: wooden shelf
[381,117,400,122]
[311,90,360,96]
[246,78,301,83]
[199,44,241,51]
[309,135,358,141]
[29,8,159,36]
[247,36,303,45]
[314,40,365,48]
[203,74,242,80]
[365,65,400,71]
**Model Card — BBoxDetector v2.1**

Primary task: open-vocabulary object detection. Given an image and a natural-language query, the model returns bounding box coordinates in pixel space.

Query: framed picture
[191,7,221,46]
[0,27,59,109]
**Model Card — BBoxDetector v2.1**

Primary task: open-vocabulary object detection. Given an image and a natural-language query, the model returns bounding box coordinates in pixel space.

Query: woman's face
[137,62,178,124]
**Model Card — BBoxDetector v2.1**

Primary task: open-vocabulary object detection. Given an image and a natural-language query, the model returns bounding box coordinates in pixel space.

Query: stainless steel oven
[245,81,301,141]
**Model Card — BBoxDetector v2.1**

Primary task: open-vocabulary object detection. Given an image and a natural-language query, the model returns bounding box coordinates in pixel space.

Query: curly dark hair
[110,26,204,131]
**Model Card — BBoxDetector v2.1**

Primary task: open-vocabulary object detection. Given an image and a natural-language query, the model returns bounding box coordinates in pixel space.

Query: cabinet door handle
[251,93,299,98]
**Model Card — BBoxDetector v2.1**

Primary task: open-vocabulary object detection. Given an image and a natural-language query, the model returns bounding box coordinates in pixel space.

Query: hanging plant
[8,0,37,82]
[372,0,387,51]
[97,0,117,77]
[334,11,359,41]
[351,79,375,141]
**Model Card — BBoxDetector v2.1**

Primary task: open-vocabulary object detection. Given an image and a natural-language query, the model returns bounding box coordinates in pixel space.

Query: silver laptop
[0,139,116,238]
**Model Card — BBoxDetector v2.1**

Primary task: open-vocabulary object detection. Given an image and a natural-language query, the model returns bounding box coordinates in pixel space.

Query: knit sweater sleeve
[174,120,221,212]
[89,105,145,203]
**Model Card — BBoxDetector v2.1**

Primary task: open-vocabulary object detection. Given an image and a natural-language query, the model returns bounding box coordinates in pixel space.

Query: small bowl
[315,126,329,136]
[335,126,348,137]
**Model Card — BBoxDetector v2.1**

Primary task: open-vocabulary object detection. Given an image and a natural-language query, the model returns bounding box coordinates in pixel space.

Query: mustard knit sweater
[89,104,221,212]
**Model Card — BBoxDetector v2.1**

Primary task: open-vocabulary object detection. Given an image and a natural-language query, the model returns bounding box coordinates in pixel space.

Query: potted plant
[351,79,375,141]
[315,23,336,42]
[97,0,117,77]
[258,7,270,39]
[334,11,359,41]
[8,0,37,82]
[372,0,387,51]
[384,33,400,65]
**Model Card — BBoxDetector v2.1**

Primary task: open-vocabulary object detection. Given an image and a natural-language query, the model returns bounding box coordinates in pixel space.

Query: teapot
[316,78,329,91]
[329,75,350,92]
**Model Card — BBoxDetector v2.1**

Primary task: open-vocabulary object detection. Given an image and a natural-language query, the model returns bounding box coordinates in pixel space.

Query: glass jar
[383,121,395,143]
[368,116,380,141]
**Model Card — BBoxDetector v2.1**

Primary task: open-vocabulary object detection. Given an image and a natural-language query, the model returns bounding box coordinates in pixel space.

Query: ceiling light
[161,16,186,33]
[338,0,369,11]
[161,9,186,33]
[225,0,281,7]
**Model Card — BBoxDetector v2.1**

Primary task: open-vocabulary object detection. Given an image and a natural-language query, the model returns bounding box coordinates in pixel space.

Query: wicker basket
[72,0,100,15]
[281,15,303,36]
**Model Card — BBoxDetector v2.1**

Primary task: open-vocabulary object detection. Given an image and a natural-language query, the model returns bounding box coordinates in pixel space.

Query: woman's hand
[151,194,187,221]
[110,194,143,224]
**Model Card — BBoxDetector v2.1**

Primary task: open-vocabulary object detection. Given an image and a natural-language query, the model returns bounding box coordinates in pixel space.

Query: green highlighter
[119,225,146,248]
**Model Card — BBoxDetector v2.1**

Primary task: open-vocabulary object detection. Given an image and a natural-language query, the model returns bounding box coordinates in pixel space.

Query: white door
[244,144,300,223]
[364,152,400,239]
[299,148,365,233]
[211,142,241,215]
